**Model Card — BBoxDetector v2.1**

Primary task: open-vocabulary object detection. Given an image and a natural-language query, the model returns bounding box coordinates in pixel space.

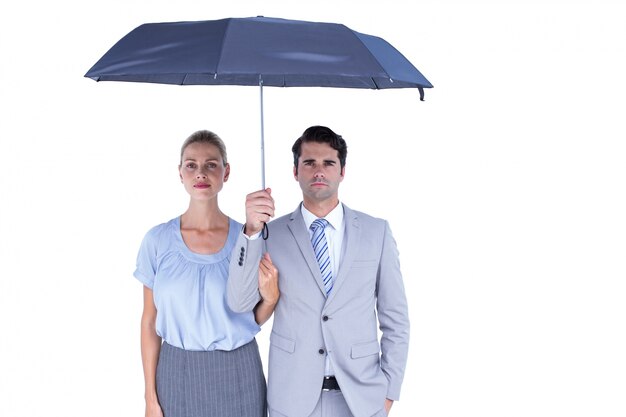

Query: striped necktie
[310,218,333,295]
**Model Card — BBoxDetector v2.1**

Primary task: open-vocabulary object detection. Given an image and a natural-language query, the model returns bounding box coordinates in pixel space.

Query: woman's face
[179,142,230,200]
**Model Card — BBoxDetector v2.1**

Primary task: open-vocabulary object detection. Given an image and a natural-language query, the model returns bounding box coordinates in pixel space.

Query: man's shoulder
[267,204,301,225]
[268,212,295,227]
[344,205,388,225]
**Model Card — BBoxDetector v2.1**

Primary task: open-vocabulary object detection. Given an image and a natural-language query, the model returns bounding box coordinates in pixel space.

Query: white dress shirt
[301,202,345,283]
[301,202,345,377]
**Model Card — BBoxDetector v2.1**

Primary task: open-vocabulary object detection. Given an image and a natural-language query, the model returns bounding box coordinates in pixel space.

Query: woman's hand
[258,253,279,305]
[254,253,279,325]
[145,399,164,417]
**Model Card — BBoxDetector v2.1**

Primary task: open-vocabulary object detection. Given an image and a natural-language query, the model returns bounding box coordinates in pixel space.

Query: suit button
[240,247,245,253]
[238,261,243,266]
[318,348,325,355]
[322,315,329,321]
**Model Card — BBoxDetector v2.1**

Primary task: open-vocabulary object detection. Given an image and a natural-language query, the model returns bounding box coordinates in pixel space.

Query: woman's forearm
[254,299,277,325]
[141,286,162,405]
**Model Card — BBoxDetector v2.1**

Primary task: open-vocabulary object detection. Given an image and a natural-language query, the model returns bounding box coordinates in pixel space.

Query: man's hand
[385,399,394,414]
[245,188,275,236]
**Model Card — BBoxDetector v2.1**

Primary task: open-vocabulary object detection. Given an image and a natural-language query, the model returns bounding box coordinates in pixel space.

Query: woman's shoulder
[228,216,243,229]
[227,217,244,240]
[142,217,178,245]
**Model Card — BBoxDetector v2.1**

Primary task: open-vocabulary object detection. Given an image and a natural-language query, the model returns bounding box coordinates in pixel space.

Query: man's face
[294,141,344,205]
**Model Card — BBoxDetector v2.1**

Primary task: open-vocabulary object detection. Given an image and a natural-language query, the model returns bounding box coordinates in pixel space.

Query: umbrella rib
[214,18,233,78]
[345,27,389,89]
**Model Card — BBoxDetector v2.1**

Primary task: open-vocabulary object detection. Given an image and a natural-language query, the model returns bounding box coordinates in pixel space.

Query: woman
[134,130,278,417]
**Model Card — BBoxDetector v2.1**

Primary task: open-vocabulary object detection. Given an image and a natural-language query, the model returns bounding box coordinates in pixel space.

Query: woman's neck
[180,199,227,230]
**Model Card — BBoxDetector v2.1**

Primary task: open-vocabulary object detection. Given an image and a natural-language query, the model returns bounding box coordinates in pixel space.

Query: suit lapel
[287,205,328,296]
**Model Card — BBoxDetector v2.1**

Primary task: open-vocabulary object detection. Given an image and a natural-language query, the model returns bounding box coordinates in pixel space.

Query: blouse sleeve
[133,226,161,289]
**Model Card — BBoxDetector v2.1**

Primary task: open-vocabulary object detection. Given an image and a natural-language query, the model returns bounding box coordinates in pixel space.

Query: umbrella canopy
[85,16,433,94]
[85,16,433,187]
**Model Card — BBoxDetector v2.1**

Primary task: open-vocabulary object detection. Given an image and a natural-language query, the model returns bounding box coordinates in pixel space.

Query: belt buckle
[322,376,335,392]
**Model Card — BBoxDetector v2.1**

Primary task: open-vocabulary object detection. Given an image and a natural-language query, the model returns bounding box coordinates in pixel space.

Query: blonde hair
[179,130,228,166]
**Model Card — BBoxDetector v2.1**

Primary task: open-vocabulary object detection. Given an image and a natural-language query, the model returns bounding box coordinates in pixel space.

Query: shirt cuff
[242,225,262,240]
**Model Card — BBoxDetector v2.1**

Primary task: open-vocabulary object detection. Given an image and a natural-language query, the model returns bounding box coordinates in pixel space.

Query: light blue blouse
[134,217,260,351]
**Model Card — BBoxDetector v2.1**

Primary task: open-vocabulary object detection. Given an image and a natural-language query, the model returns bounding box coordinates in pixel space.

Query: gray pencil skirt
[157,339,267,417]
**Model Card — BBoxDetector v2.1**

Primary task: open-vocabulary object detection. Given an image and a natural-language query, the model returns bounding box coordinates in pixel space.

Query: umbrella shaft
[260,77,265,189]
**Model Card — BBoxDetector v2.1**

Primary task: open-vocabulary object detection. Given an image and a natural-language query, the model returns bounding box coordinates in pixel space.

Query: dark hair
[179,130,228,167]
[291,126,347,173]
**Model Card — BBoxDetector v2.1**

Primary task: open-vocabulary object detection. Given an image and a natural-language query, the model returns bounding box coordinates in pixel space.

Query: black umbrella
[85,16,433,187]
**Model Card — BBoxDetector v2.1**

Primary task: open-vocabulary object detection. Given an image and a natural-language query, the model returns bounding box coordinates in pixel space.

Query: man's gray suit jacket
[227,204,410,417]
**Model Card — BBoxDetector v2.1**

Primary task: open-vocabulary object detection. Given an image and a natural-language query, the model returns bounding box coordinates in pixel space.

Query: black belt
[322,376,340,391]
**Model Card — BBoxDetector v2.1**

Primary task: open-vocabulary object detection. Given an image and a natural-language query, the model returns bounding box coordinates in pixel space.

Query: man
[228,126,410,417]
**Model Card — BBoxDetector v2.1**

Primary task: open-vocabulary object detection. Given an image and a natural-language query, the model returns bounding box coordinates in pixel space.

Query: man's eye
[186,163,197,169]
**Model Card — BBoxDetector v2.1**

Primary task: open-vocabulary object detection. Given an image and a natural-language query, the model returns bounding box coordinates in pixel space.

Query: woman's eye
[186,163,197,169]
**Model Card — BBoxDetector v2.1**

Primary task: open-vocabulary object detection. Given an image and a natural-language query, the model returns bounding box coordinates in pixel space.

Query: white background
[1,1,625,416]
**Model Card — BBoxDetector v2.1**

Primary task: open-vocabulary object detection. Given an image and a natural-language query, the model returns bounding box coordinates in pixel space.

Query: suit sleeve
[226,231,265,313]
[376,220,410,400]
